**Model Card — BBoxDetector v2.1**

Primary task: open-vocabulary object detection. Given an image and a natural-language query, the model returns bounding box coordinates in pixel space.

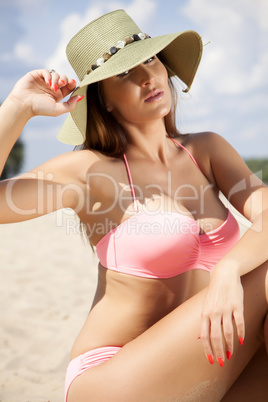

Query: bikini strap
[123,154,139,214]
[171,138,201,171]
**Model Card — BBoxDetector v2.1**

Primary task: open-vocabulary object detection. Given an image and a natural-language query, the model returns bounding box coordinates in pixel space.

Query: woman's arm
[0,70,85,223]
[208,132,268,274]
[0,152,88,224]
[198,132,268,366]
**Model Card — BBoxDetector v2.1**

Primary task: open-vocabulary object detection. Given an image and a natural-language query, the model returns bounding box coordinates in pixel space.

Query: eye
[117,70,131,78]
[144,56,156,64]
[116,56,157,78]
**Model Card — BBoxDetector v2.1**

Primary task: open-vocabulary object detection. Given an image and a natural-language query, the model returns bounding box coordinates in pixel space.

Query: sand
[0,210,98,402]
[0,206,251,402]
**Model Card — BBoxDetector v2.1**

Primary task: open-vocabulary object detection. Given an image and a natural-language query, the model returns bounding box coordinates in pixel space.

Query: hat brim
[57,30,203,145]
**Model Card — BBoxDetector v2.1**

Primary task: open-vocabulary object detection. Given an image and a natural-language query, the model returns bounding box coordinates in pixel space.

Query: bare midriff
[70,265,210,359]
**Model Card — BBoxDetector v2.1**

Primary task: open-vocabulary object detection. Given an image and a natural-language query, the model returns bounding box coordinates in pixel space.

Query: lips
[144,89,164,102]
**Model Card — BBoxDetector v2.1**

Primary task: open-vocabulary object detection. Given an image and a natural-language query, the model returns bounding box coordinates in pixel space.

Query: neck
[122,119,173,165]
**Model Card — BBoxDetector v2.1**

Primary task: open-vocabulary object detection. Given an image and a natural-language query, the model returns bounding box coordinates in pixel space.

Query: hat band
[85,32,151,77]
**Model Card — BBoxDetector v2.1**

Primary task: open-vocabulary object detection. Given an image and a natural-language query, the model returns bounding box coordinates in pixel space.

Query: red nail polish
[60,79,65,85]
[239,337,243,346]
[207,355,214,365]
[54,84,58,93]
[226,350,232,360]
[70,79,76,83]
[48,79,52,87]
[218,357,224,367]
[76,95,85,103]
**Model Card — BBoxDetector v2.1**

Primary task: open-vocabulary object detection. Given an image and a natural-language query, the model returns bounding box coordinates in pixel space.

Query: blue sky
[1,0,268,173]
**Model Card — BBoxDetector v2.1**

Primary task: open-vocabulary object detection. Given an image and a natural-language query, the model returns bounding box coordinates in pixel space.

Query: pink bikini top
[96,138,240,278]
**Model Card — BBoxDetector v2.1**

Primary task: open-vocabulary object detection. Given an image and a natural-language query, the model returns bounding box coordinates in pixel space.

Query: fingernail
[60,79,65,85]
[76,95,85,103]
[54,84,58,93]
[70,79,76,83]
[48,79,52,87]
[226,350,232,360]
[218,357,224,367]
[239,337,243,346]
[207,355,214,365]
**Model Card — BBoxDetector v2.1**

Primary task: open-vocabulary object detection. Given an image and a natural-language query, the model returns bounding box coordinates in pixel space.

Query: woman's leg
[67,262,268,402]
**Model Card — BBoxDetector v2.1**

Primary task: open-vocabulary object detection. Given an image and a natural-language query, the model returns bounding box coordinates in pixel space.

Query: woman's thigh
[67,263,268,402]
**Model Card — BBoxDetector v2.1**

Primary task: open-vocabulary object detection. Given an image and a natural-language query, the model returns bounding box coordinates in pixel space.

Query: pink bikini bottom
[65,346,121,401]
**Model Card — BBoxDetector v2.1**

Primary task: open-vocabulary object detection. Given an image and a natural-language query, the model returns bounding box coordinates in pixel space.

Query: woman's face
[101,56,171,127]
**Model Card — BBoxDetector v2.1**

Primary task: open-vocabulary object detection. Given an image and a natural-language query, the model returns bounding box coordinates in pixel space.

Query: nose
[137,64,156,87]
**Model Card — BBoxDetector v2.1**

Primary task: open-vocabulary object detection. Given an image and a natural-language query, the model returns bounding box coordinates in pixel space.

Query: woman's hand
[8,69,83,119]
[200,266,245,367]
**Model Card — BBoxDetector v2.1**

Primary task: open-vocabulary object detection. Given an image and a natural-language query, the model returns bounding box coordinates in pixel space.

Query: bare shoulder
[185,131,244,170]
[70,149,123,179]
[186,132,264,190]
[182,131,225,152]
[48,148,104,171]
[179,131,225,185]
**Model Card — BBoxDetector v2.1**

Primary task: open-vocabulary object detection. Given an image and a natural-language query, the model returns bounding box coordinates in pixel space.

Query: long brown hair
[81,59,181,156]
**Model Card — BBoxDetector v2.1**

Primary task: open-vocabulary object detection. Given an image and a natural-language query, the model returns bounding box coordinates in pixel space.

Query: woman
[0,9,267,402]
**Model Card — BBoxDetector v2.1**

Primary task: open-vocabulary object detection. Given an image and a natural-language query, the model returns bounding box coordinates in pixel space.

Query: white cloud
[248,0,268,32]
[45,12,86,79]
[176,0,268,118]
[171,0,268,156]
[240,126,260,140]
[107,0,156,25]
[0,42,43,66]
[181,0,268,96]
[174,0,268,147]
[14,43,40,64]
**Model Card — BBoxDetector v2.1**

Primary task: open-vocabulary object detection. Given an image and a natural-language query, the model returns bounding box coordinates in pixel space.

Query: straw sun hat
[57,9,203,145]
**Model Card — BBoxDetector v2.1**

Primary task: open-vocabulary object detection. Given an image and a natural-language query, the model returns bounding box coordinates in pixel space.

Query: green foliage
[1,138,24,180]
[0,101,25,180]
[244,158,268,184]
